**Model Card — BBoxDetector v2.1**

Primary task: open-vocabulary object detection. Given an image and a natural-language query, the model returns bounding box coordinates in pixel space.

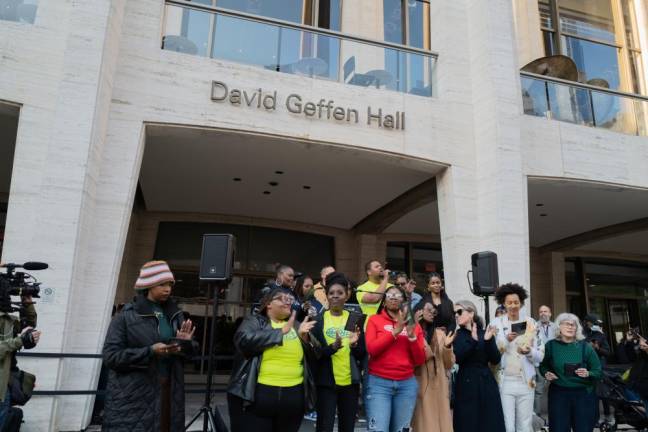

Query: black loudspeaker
[471,251,499,296]
[199,234,235,281]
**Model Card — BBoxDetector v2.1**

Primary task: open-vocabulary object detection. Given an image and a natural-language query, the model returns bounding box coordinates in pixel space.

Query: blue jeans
[0,389,11,430]
[365,374,418,432]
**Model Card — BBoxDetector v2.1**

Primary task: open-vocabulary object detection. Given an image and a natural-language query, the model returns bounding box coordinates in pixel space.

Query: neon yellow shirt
[357,280,393,318]
[323,310,352,386]
[257,320,304,387]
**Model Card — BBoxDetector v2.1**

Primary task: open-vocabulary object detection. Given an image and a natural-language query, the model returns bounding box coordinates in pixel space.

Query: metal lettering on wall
[210,81,405,131]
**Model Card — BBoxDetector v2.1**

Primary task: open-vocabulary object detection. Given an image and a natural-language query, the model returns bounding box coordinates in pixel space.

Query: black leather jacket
[227,313,318,411]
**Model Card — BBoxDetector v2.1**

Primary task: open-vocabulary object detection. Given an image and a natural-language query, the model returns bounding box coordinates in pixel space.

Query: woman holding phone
[227,287,318,432]
[493,283,544,432]
[411,299,456,432]
[311,272,365,432]
[365,285,426,432]
[452,300,504,432]
[539,313,601,432]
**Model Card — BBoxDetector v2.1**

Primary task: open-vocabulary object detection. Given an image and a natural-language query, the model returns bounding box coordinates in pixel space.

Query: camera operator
[627,333,648,413]
[0,292,40,429]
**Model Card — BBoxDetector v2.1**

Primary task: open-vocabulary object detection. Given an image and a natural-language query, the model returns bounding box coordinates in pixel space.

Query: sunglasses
[454,309,469,316]
[385,292,404,300]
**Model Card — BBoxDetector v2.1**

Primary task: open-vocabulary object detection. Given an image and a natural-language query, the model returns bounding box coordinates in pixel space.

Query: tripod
[185,282,229,432]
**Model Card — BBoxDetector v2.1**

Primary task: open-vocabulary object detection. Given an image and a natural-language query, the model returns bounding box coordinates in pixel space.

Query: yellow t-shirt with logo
[357,280,393,318]
[323,310,352,386]
[257,320,304,387]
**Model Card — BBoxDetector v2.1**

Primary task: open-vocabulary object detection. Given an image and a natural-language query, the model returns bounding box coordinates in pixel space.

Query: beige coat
[412,328,455,432]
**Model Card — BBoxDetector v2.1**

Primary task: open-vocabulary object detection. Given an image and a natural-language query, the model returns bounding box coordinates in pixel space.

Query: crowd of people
[99,259,648,432]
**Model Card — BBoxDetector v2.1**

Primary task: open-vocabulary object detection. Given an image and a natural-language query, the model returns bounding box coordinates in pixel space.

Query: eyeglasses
[395,282,407,287]
[454,309,464,316]
[560,322,576,328]
[385,292,404,300]
[272,296,294,305]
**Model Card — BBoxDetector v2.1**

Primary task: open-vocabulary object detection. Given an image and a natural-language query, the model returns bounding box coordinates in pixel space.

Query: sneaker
[304,411,317,422]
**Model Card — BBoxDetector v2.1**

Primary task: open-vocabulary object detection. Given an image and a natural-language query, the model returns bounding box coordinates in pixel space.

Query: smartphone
[344,312,366,333]
[169,337,193,353]
[511,322,527,334]
[563,362,583,377]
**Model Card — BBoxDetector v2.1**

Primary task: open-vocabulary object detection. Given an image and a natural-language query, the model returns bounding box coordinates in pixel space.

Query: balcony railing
[162,0,437,97]
[521,71,648,136]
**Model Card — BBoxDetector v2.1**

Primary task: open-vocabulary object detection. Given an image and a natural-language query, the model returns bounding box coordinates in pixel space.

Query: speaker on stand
[185,234,235,432]
[466,251,499,326]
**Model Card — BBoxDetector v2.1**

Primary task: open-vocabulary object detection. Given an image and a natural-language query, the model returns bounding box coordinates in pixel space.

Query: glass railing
[162,0,436,97]
[521,72,648,136]
[0,0,38,24]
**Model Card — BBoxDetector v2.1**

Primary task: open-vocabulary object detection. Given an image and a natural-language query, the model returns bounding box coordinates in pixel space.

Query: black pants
[548,384,597,432]
[316,384,359,432]
[228,384,304,432]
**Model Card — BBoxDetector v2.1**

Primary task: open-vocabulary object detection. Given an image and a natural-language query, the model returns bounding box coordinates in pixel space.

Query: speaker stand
[481,295,491,326]
[185,282,229,432]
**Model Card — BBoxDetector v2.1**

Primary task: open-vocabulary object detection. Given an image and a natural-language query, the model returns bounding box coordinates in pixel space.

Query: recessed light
[275,171,284,175]
[536,203,544,207]
[263,191,271,195]
[540,213,547,217]
[269,181,278,186]
[303,185,311,190]
[233,177,242,182]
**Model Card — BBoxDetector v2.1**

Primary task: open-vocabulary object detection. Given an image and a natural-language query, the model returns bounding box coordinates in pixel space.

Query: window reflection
[0,0,38,24]
[216,0,306,24]
[561,36,620,90]
[559,0,615,43]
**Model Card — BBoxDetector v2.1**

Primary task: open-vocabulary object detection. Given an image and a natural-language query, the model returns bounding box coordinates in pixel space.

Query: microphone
[1,262,49,271]
[23,262,49,271]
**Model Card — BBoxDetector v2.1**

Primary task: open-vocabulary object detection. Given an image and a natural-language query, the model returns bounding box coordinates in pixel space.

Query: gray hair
[454,299,484,329]
[554,312,585,341]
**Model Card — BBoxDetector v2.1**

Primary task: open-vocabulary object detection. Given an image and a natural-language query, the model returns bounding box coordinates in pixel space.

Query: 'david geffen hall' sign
[210,81,405,131]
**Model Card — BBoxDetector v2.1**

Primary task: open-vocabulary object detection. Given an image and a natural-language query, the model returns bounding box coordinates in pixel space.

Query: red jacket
[366,309,426,380]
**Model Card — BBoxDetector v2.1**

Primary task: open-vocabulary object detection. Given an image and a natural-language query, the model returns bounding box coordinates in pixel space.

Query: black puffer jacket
[227,313,318,411]
[102,295,196,432]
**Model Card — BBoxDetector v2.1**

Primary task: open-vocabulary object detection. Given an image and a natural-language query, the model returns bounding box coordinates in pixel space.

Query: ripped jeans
[365,374,418,432]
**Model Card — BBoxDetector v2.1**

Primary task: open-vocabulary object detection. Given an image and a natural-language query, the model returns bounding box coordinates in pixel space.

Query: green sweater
[539,339,602,391]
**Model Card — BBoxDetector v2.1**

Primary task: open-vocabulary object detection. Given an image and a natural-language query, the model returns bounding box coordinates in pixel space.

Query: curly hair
[494,282,528,305]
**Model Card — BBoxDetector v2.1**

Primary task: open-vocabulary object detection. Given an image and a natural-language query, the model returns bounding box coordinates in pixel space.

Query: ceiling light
[275,170,284,175]
[536,203,544,207]
[233,177,242,182]
[303,185,311,190]
[263,191,271,195]
[269,181,278,186]
[540,213,547,217]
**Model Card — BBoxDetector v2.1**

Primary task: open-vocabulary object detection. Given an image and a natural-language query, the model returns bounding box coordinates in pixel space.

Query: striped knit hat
[134,260,175,291]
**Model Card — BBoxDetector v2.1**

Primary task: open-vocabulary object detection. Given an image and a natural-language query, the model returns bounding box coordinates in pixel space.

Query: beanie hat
[135,260,175,291]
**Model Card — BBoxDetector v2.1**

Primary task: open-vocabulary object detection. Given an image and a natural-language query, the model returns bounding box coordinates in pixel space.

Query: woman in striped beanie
[102,260,196,432]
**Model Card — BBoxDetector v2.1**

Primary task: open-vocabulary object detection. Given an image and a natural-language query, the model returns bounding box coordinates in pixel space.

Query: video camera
[0,262,47,313]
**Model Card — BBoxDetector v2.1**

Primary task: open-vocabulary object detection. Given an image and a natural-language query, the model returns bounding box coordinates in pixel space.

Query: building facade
[1,0,647,430]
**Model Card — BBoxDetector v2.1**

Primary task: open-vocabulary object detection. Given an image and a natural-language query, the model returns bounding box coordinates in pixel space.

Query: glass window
[386,244,408,273]
[559,0,615,43]
[317,0,342,31]
[216,0,307,24]
[154,222,333,278]
[383,0,404,44]
[521,76,549,117]
[561,35,621,89]
[0,0,37,24]
[539,0,553,29]
[163,5,212,56]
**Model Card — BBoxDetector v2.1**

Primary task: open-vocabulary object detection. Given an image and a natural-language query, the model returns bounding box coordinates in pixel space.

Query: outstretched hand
[298,315,316,341]
[176,319,195,340]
